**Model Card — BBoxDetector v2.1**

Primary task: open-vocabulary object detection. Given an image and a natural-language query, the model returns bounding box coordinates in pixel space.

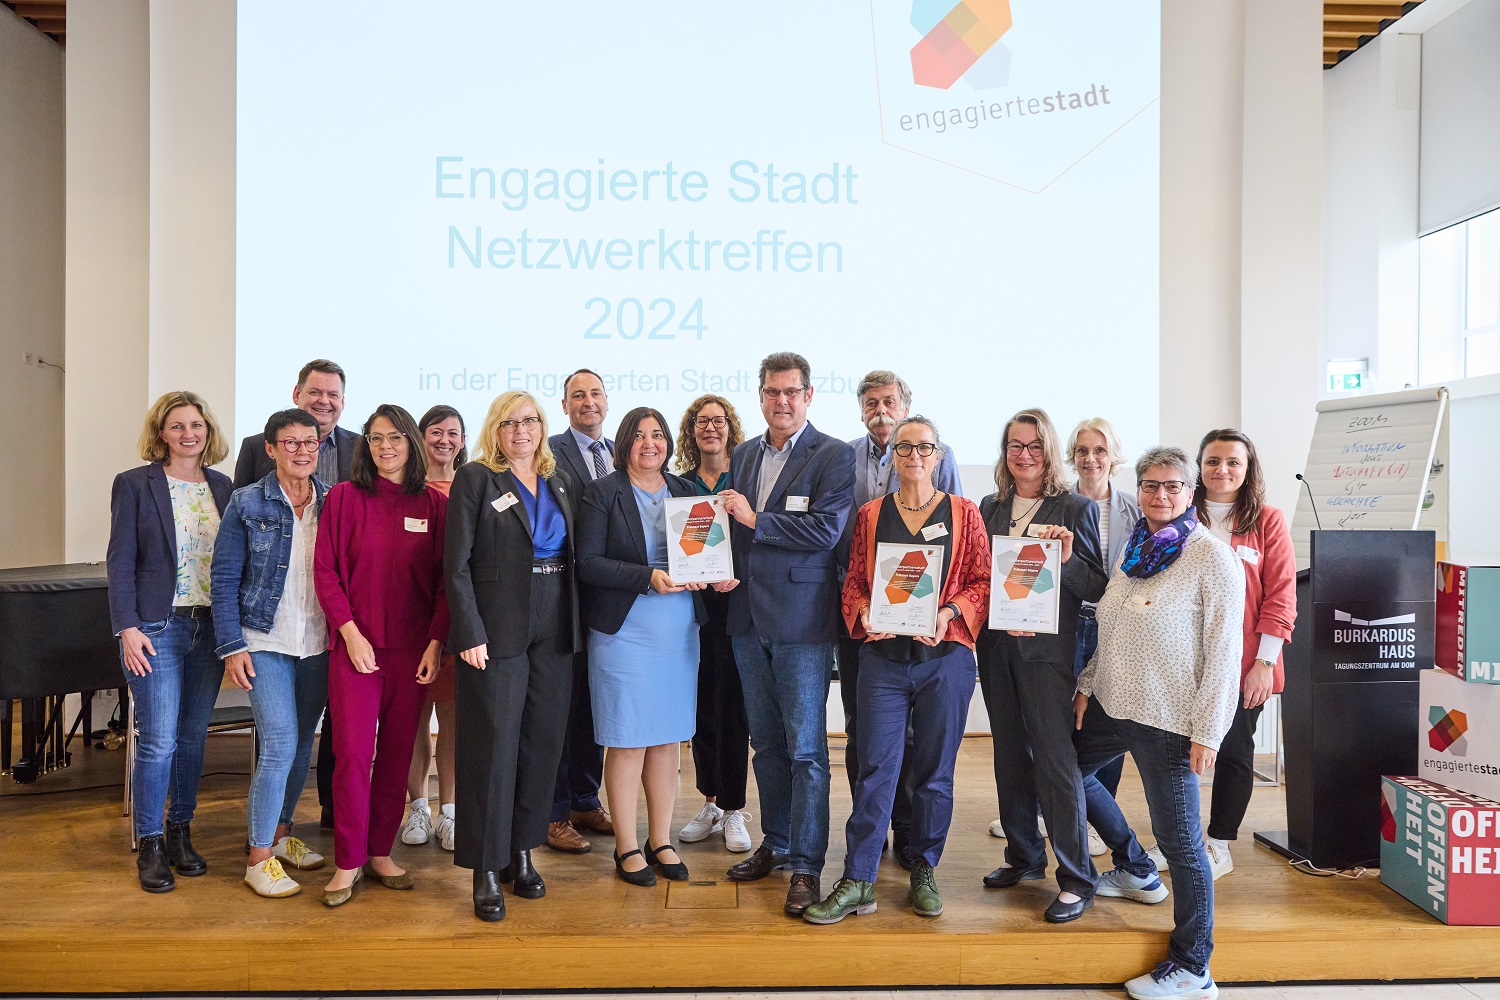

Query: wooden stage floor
[2,734,1498,993]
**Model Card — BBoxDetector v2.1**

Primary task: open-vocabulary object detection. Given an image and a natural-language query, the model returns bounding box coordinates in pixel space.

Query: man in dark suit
[231,357,357,830]
[543,369,616,853]
[718,352,855,917]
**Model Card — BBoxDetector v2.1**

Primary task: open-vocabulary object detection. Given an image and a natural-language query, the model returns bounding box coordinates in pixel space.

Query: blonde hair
[473,391,557,477]
[992,407,1070,499]
[138,391,229,467]
[1065,417,1126,472]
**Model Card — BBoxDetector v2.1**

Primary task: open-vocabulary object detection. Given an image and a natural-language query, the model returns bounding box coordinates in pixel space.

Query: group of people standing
[107,352,1294,1000]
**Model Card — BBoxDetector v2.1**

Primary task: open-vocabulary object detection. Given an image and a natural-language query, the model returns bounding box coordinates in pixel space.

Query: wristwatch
[1253,657,1276,670]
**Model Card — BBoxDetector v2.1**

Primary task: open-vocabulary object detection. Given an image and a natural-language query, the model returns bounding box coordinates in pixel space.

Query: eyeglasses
[498,415,542,432]
[275,438,320,453]
[367,431,406,446]
[892,442,937,457]
[1006,441,1045,457]
[759,386,807,401]
[1138,480,1188,495]
[694,416,728,429]
[1073,447,1110,460]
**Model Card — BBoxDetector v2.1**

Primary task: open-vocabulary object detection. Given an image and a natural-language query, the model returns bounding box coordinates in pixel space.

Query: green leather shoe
[802,877,877,925]
[910,859,943,917]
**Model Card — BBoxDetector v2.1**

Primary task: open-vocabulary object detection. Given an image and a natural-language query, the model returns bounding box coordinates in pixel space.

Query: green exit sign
[1328,372,1363,392]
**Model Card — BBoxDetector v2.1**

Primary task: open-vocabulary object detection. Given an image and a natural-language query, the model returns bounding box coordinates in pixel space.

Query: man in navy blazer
[232,359,357,489]
[718,352,855,917]
[542,369,617,853]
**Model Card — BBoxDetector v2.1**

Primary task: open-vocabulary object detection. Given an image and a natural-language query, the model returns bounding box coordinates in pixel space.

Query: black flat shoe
[165,821,207,876]
[646,841,690,882]
[473,870,506,921]
[509,849,545,898]
[136,835,176,893]
[614,848,658,887]
[1044,893,1094,923]
[982,864,1046,889]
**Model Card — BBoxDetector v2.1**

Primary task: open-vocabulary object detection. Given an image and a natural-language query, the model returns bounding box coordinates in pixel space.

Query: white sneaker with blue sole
[1125,961,1218,1000]
[1096,867,1169,904]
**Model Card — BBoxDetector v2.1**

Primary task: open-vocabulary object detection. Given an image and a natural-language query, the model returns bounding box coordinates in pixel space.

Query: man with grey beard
[834,370,962,867]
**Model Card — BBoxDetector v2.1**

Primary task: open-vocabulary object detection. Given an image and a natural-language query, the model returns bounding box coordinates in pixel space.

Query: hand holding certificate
[665,495,734,583]
[869,543,946,637]
[988,535,1062,634]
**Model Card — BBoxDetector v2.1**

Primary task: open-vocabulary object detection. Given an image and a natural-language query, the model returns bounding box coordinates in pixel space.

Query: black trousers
[455,573,574,871]
[977,636,1095,897]
[1206,700,1264,842]
[316,711,335,813]
[691,589,750,811]
[837,633,913,842]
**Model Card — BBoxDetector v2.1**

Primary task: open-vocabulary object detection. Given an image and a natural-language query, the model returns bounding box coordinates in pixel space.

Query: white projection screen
[237,0,1160,469]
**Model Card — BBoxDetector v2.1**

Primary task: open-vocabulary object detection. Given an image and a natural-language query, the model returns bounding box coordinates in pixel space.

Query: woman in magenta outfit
[314,404,450,907]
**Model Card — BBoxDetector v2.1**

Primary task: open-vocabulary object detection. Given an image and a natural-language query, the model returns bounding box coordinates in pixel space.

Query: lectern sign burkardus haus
[1313,605,1432,682]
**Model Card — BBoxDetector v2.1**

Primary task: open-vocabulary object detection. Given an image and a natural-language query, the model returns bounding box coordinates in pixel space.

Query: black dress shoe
[646,842,690,882]
[136,835,176,893]
[509,849,545,898]
[614,849,658,887]
[784,872,820,915]
[473,870,506,921]
[320,807,335,831]
[726,844,791,882]
[982,864,1046,888]
[1044,893,1094,923]
[164,821,208,876]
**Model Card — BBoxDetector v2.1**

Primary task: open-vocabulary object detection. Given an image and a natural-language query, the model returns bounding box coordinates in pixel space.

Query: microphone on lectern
[1295,473,1323,531]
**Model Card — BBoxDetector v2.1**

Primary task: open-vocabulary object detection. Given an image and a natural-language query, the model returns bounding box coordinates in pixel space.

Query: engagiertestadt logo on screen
[869,0,1160,192]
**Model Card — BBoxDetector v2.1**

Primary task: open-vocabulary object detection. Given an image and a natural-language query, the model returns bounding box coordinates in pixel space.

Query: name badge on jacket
[1236,544,1260,566]
[492,493,519,513]
[921,523,949,541]
[1024,522,1054,538]
[404,517,428,533]
[785,495,810,512]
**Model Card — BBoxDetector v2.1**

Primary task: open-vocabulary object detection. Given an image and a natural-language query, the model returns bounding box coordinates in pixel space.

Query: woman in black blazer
[105,391,233,893]
[445,390,581,922]
[975,408,1107,924]
[575,407,715,886]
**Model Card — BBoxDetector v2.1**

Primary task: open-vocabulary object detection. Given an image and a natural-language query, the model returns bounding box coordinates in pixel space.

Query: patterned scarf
[1119,510,1199,579]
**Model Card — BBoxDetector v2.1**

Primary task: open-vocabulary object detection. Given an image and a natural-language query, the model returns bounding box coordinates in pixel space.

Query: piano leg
[13,697,40,783]
[1,697,11,774]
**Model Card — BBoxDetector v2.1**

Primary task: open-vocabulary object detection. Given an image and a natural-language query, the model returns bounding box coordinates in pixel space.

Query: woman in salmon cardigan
[802,415,990,925]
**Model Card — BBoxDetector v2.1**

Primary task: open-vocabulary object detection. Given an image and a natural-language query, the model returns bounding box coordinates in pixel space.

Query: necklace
[1010,495,1043,528]
[895,488,939,512]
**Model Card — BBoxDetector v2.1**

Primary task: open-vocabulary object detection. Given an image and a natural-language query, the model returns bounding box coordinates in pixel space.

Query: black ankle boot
[473,869,506,921]
[510,849,545,898]
[165,821,207,876]
[136,835,176,893]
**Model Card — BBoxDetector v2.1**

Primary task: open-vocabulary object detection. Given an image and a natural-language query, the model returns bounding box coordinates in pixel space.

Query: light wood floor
[2,733,1498,992]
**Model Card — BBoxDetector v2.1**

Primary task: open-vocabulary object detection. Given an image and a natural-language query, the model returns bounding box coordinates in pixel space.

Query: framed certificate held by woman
[869,542,945,637]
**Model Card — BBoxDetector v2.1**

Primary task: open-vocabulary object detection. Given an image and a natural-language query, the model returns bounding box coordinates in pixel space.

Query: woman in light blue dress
[577,407,720,886]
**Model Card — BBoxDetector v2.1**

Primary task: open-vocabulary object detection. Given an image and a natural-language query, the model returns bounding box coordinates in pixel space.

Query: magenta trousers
[328,642,430,870]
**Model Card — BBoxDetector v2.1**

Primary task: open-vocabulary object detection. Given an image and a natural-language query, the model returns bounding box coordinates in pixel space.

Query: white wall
[0,11,65,569]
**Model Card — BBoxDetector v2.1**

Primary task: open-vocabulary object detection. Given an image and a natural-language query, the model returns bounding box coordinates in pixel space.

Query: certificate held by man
[988,535,1062,634]
[869,542,945,637]
[665,495,734,583]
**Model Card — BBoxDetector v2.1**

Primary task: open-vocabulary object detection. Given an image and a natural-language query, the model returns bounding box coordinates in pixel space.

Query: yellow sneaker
[245,857,302,897]
[273,835,325,871]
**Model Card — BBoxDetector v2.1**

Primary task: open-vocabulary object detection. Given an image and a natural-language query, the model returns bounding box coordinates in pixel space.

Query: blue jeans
[122,615,225,839]
[244,650,329,849]
[732,636,834,875]
[844,644,974,883]
[1074,614,1123,797]
[1074,696,1215,975]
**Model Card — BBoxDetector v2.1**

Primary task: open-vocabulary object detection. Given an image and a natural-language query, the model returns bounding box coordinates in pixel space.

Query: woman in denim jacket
[210,408,333,899]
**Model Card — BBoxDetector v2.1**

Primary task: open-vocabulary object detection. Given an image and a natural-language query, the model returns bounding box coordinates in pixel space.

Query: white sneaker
[272,835,325,871]
[988,818,1005,838]
[401,801,432,845]
[435,807,455,852]
[1206,840,1233,879]
[721,810,753,852]
[680,802,724,843]
[245,857,302,898]
[1145,844,1168,871]
[1088,826,1108,857]
[1096,867,1169,904]
[1125,961,1218,1000]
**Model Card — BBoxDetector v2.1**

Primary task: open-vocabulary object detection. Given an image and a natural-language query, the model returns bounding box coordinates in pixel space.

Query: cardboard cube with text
[1419,668,1500,801]
[1380,775,1500,925]
[1437,562,1500,683]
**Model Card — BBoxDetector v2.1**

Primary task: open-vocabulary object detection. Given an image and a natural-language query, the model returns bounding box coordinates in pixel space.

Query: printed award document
[988,535,1062,634]
[665,495,734,583]
[870,542,945,637]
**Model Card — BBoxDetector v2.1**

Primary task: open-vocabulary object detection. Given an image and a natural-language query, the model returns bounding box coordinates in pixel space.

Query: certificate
[869,543,945,638]
[665,495,734,583]
[988,535,1062,634]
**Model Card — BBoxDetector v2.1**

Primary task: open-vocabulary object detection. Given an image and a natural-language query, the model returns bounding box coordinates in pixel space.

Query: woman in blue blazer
[576,406,715,887]
[106,391,233,893]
